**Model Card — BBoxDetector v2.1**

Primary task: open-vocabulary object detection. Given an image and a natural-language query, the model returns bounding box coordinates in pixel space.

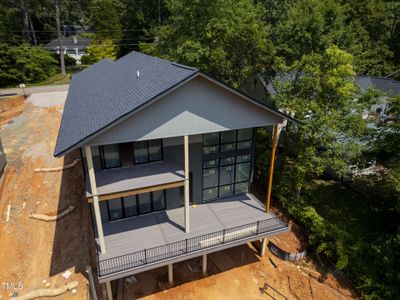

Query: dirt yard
[121,222,358,300]
[0,94,95,299]
[0,93,358,300]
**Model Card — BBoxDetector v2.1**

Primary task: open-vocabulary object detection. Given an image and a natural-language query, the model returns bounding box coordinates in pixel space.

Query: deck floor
[98,193,276,260]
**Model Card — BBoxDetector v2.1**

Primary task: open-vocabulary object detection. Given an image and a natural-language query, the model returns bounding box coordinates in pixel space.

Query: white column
[184,135,190,233]
[105,281,113,300]
[168,264,174,286]
[85,146,106,254]
[202,254,207,276]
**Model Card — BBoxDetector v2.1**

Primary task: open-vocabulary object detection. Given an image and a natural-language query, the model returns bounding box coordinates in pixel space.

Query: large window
[99,144,121,169]
[202,129,254,201]
[133,139,163,164]
[106,191,166,221]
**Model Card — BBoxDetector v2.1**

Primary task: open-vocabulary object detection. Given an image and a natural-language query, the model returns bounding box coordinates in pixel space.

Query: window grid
[202,129,254,202]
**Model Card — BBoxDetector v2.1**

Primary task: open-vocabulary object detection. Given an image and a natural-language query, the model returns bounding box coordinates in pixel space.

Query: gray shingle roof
[54,51,199,157]
[44,37,92,49]
[356,75,400,96]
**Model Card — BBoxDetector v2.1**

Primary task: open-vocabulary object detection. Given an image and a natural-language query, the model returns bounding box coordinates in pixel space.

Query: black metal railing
[97,217,287,277]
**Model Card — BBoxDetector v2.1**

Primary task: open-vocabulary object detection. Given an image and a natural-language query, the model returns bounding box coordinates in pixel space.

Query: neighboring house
[44,36,92,64]
[0,138,6,179]
[356,75,400,121]
[54,51,299,299]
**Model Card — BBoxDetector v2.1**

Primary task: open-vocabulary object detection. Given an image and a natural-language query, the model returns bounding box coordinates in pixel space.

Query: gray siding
[86,76,283,146]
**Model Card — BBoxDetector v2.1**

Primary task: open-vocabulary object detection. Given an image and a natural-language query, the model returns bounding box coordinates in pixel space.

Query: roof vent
[137,70,140,78]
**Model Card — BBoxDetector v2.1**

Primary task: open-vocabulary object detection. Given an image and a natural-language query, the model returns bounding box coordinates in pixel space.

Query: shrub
[0,43,58,87]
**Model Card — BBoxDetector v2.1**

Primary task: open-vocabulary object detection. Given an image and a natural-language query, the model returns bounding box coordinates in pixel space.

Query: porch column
[85,146,106,253]
[260,238,267,256]
[184,135,190,233]
[266,124,279,212]
[105,281,113,300]
[202,254,207,276]
[168,263,174,286]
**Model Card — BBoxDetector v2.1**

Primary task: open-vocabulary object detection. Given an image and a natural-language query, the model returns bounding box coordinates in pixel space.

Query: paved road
[0,84,69,96]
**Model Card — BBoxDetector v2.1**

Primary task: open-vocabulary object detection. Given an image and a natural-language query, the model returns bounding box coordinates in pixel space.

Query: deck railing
[97,217,287,277]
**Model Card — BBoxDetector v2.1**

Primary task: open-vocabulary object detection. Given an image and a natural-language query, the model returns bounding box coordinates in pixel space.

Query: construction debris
[30,206,74,222]
[62,270,72,280]
[10,281,78,300]
[5,203,10,222]
[34,159,79,173]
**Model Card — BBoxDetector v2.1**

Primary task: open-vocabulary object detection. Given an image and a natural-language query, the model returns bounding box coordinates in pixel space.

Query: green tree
[0,43,57,87]
[90,0,122,40]
[272,45,366,198]
[81,38,117,64]
[140,0,273,87]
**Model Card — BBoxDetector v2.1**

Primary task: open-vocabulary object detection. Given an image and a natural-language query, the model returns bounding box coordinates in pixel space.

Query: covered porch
[96,193,287,282]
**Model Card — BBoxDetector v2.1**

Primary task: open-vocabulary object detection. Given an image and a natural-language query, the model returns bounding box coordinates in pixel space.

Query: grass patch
[27,73,71,86]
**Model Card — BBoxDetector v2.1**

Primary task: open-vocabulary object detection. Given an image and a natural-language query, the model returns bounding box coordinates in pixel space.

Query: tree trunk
[28,14,37,45]
[20,0,30,42]
[54,0,66,75]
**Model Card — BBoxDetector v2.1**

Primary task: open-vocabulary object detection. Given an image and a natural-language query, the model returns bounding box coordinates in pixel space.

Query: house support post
[266,124,279,212]
[105,281,113,300]
[168,263,174,286]
[260,238,267,256]
[85,146,106,253]
[202,254,207,276]
[184,135,190,233]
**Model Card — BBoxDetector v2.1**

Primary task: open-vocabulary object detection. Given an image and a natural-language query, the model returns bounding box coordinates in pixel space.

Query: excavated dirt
[0,99,95,299]
[124,230,358,300]
[0,96,25,125]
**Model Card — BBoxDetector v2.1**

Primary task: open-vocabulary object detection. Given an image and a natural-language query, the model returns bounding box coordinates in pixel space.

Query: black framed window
[107,198,124,221]
[106,190,167,221]
[202,129,254,202]
[133,139,163,164]
[99,144,121,169]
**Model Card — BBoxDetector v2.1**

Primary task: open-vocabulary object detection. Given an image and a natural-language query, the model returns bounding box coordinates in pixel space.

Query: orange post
[266,124,279,212]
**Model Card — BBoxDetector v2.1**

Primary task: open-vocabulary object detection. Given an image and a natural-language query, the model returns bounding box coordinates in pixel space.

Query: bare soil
[0,100,95,299]
[123,230,358,300]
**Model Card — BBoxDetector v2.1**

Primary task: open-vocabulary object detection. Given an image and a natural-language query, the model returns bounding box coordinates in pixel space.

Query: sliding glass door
[105,190,167,221]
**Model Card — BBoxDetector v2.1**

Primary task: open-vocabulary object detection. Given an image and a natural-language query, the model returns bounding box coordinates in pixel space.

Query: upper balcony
[86,160,185,202]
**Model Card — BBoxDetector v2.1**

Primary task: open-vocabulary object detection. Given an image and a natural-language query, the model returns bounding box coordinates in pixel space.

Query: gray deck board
[98,193,276,261]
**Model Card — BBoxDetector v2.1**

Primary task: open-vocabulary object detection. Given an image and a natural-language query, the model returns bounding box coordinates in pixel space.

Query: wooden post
[86,266,98,300]
[168,263,174,286]
[202,254,207,276]
[184,135,190,233]
[266,124,278,212]
[85,146,106,253]
[105,281,113,300]
[260,238,267,256]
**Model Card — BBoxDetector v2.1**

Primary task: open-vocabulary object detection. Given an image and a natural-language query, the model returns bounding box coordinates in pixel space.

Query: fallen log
[30,206,75,222]
[10,281,78,300]
[34,159,79,173]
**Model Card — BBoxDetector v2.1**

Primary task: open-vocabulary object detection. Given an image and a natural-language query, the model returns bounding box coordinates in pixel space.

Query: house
[54,51,299,299]
[44,36,92,64]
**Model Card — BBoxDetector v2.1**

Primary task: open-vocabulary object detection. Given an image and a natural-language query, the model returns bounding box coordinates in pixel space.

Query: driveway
[0,84,69,96]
